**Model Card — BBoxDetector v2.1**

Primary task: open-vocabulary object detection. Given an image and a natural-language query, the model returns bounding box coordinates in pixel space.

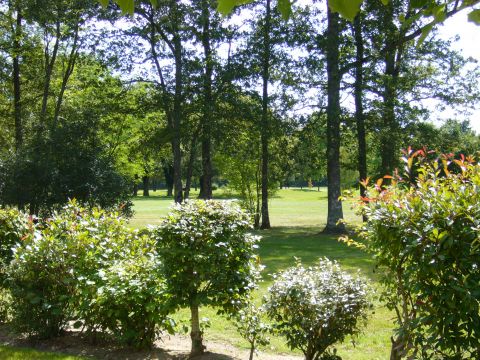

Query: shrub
[90,253,173,348]
[353,151,480,359]
[231,299,271,360]
[265,258,371,360]
[0,208,32,284]
[0,118,133,217]
[6,201,170,345]
[153,200,261,356]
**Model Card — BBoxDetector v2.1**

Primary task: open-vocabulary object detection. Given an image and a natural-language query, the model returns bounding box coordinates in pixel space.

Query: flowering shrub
[0,208,32,284]
[153,200,261,356]
[6,201,170,345]
[265,258,371,360]
[353,151,480,359]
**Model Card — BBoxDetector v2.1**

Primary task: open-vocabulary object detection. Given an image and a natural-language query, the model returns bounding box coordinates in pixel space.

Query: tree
[153,200,261,356]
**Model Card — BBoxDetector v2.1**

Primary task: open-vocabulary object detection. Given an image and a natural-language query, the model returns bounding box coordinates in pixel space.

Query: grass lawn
[130,188,394,360]
[0,346,85,360]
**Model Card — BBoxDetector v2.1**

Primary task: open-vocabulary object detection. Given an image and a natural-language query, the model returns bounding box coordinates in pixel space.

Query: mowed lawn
[0,346,86,360]
[130,188,393,360]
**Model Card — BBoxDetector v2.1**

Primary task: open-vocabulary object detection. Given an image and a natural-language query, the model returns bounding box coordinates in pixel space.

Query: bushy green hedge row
[2,201,170,346]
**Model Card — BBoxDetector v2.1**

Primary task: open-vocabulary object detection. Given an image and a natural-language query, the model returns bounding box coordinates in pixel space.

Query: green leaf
[217,0,252,16]
[432,4,446,23]
[98,0,109,7]
[278,0,292,20]
[411,0,428,8]
[468,9,480,25]
[115,0,135,14]
[417,23,433,46]
[328,0,363,21]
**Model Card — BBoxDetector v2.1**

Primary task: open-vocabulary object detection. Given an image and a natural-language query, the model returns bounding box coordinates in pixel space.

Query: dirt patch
[0,326,301,360]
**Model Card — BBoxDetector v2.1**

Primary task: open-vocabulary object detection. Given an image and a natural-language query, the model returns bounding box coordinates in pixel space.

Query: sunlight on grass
[131,188,393,360]
[0,346,85,360]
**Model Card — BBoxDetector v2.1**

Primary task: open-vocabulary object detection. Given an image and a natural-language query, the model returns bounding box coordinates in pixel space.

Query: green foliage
[154,200,261,312]
[265,258,371,360]
[231,299,271,359]
[0,116,133,216]
[89,254,172,348]
[0,208,32,284]
[6,201,169,346]
[354,151,480,358]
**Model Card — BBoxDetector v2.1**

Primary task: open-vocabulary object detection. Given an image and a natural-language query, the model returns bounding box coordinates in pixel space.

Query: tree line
[1,0,479,230]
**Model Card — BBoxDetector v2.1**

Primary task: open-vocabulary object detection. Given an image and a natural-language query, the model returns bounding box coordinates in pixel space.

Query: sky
[437,9,480,134]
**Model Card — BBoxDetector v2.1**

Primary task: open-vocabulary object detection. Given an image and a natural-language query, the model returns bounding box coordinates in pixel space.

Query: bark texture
[260,0,272,230]
[324,5,345,234]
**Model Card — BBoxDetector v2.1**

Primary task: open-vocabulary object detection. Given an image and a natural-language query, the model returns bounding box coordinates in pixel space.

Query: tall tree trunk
[184,133,198,200]
[13,7,22,150]
[260,0,272,230]
[142,175,150,197]
[133,174,139,196]
[353,15,368,206]
[199,0,213,200]
[172,26,183,204]
[164,165,174,197]
[324,4,345,234]
[40,20,61,126]
[53,23,80,128]
[381,3,398,176]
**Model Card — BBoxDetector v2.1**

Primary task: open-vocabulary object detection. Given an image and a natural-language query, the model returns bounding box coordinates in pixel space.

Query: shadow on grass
[133,195,173,202]
[288,188,325,193]
[0,326,238,360]
[256,226,377,282]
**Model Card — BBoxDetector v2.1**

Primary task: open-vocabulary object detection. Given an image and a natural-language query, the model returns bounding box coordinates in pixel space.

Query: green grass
[131,188,394,359]
[0,346,85,360]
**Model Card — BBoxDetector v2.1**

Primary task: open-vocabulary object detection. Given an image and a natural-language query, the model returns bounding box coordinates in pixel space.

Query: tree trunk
[323,4,345,234]
[172,29,183,204]
[53,23,80,128]
[381,2,399,177]
[260,0,272,230]
[353,14,368,223]
[133,174,139,196]
[40,20,60,127]
[249,343,255,360]
[390,335,407,360]
[164,165,174,197]
[142,175,150,197]
[190,303,205,356]
[184,133,198,200]
[199,0,213,200]
[13,8,22,150]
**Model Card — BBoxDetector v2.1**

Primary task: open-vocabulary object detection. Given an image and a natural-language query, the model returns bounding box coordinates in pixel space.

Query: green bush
[0,208,32,283]
[355,152,480,359]
[6,201,170,345]
[90,254,172,348]
[231,299,271,360]
[153,200,261,356]
[265,258,371,360]
[0,117,133,217]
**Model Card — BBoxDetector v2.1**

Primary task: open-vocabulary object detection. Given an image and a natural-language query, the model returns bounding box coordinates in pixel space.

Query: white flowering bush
[265,258,371,360]
[153,200,262,356]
